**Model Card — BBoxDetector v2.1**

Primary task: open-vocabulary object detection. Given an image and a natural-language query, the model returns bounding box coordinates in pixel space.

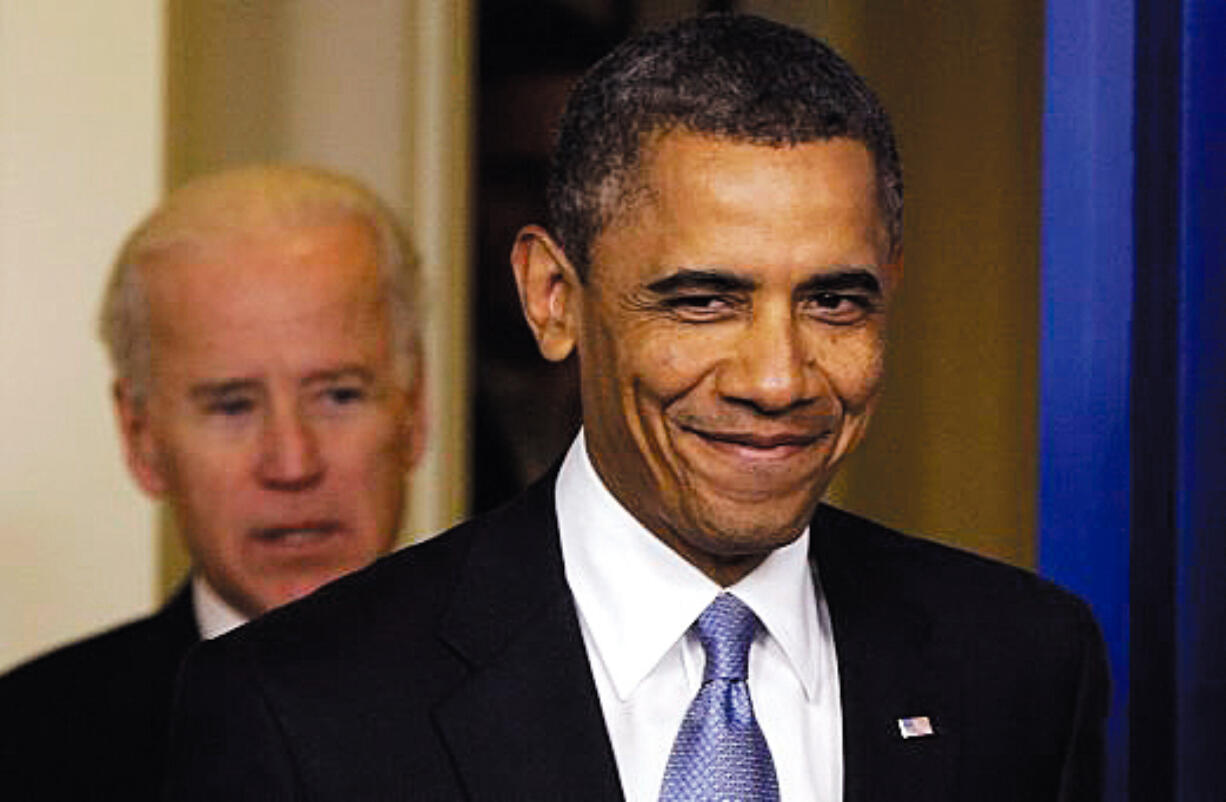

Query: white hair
[99,164,421,400]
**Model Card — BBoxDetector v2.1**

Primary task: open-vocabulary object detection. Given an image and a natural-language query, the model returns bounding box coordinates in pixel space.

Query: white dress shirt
[556,431,843,802]
[191,575,247,640]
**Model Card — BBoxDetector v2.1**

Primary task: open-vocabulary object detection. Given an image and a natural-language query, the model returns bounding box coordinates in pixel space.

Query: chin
[717,486,817,526]
[688,506,811,556]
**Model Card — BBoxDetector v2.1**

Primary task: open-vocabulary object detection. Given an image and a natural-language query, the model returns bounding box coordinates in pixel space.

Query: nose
[256,404,324,490]
[717,306,821,414]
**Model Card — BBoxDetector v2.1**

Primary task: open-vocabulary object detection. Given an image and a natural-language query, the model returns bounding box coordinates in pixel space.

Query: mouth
[695,428,821,448]
[251,521,344,547]
[669,420,834,506]
[680,425,827,457]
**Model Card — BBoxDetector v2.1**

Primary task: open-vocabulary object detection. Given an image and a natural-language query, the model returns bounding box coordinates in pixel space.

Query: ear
[113,380,169,497]
[510,226,581,362]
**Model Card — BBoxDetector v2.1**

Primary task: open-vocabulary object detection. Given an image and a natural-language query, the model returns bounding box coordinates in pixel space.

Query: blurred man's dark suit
[165,471,1107,801]
[0,586,197,801]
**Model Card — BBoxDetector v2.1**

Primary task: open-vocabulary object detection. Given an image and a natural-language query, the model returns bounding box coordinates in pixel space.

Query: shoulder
[227,511,485,657]
[198,476,557,677]
[172,519,487,737]
[166,490,563,798]
[812,512,1107,793]
[0,588,197,703]
[812,504,1101,643]
[0,590,199,793]
[813,504,1108,714]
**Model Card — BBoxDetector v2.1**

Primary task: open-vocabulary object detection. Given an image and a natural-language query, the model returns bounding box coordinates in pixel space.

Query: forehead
[591,132,886,281]
[144,215,377,288]
[141,220,389,375]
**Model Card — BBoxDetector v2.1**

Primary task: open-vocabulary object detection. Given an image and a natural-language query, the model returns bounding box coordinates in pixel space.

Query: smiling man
[519,134,893,589]
[166,16,1106,802]
[0,165,423,801]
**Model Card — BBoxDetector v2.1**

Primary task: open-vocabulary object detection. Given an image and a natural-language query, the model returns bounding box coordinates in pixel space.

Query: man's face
[573,133,899,584]
[119,219,421,617]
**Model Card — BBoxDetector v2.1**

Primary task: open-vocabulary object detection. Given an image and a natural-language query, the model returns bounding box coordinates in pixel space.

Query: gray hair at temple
[99,164,421,402]
[547,13,903,278]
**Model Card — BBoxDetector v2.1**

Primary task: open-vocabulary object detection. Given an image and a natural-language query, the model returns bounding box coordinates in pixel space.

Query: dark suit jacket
[1,585,200,801]
[165,474,1107,801]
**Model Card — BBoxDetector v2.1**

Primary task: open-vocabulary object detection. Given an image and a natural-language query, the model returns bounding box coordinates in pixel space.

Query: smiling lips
[676,421,832,503]
[696,428,822,449]
[679,424,834,483]
[679,421,831,458]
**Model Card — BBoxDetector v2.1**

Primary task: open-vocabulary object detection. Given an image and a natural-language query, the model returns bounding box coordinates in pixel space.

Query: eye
[207,396,255,417]
[804,291,875,324]
[663,293,739,321]
[321,384,368,407]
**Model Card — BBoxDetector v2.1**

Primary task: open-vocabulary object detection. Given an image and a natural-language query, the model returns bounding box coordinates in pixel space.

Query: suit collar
[811,505,960,801]
[190,574,248,640]
[433,470,624,801]
[556,433,826,703]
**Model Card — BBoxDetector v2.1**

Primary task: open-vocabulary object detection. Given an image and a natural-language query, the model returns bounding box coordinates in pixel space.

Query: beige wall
[0,1,163,670]
[819,1,1044,567]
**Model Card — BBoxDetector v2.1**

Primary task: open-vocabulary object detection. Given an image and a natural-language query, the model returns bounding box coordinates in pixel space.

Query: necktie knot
[695,593,759,682]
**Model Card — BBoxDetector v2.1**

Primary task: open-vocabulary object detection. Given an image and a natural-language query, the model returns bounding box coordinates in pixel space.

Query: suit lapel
[157,581,203,645]
[812,506,961,802]
[432,475,624,801]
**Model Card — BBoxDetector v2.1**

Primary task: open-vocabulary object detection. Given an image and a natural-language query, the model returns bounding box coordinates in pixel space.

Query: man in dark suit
[166,16,1107,801]
[0,165,425,801]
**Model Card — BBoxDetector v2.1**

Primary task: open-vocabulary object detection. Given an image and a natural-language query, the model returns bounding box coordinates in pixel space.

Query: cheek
[335,422,411,497]
[157,445,251,556]
[630,328,723,406]
[656,337,710,391]
[579,320,629,414]
[160,436,247,500]
[817,330,886,407]
[354,425,413,546]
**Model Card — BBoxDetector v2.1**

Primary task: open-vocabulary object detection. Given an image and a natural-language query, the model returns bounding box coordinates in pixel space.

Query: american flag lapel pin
[897,716,935,739]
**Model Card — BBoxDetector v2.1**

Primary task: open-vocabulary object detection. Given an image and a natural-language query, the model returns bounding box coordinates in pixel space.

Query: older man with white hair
[0,165,425,801]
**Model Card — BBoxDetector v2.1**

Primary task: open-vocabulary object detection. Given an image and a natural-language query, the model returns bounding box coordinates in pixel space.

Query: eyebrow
[300,367,375,386]
[644,266,883,297]
[795,268,882,297]
[187,367,375,401]
[188,379,261,402]
[644,269,756,295]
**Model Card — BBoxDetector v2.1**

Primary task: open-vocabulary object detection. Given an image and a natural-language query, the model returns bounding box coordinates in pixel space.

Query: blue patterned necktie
[659,593,780,801]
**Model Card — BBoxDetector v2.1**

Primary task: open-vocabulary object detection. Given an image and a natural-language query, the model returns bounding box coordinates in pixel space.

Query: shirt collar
[556,430,824,702]
[191,574,248,640]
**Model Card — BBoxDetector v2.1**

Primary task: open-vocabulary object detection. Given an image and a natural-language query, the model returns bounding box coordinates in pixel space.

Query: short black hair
[547,13,903,278]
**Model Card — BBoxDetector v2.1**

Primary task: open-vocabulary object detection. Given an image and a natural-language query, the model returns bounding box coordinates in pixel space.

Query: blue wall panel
[1043,0,1226,797]
[1176,0,1226,794]
[1039,1,1134,797]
